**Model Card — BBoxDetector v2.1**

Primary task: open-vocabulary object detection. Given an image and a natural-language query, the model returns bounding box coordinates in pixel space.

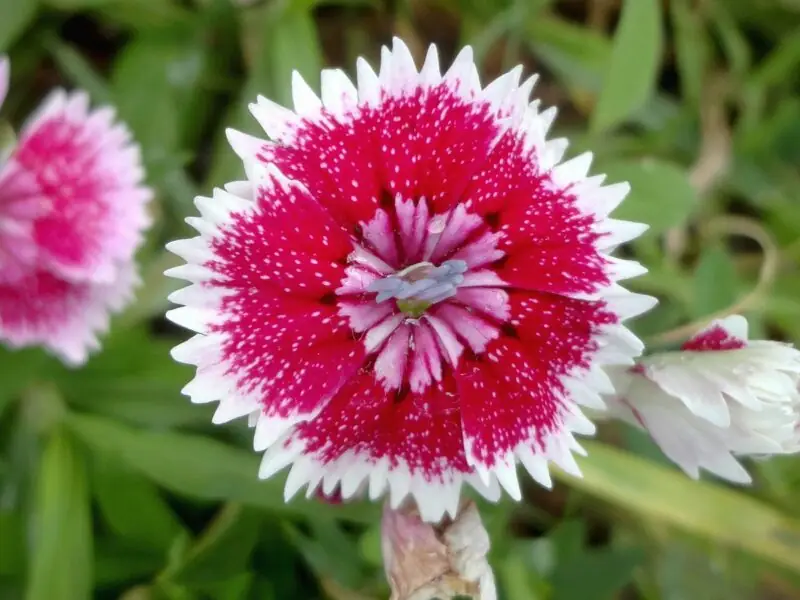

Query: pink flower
[0,82,151,365]
[606,315,800,483]
[167,39,654,522]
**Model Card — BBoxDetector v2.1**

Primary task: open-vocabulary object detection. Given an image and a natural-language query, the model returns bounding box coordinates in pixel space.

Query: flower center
[367,259,468,318]
[335,196,510,393]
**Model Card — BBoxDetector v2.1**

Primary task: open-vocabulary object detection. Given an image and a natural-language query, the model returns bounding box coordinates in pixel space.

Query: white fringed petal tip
[606,315,800,483]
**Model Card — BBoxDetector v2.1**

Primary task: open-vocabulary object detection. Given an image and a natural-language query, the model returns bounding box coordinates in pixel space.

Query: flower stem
[381,500,496,600]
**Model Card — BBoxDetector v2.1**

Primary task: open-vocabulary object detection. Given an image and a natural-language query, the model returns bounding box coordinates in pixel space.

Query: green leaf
[117,251,184,328]
[357,524,382,568]
[654,538,758,600]
[670,0,710,107]
[497,552,545,600]
[284,516,367,589]
[747,24,800,93]
[46,38,112,105]
[67,413,377,524]
[92,457,184,552]
[600,158,697,235]
[0,0,38,52]
[94,539,163,587]
[558,441,800,574]
[110,28,184,163]
[26,430,92,600]
[550,547,644,600]
[708,2,751,79]
[197,573,254,600]
[109,21,205,221]
[43,0,126,6]
[264,6,322,109]
[691,247,740,318]
[550,519,585,563]
[591,0,663,133]
[206,3,322,188]
[97,1,192,29]
[0,510,25,576]
[58,329,209,427]
[0,349,49,418]
[168,503,262,585]
[526,15,611,97]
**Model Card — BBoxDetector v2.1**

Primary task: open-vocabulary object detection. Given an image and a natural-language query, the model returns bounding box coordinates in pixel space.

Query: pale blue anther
[368,259,469,306]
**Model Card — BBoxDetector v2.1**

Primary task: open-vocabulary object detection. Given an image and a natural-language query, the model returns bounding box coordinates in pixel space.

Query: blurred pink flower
[167,38,654,522]
[0,77,151,365]
[606,315,800,482]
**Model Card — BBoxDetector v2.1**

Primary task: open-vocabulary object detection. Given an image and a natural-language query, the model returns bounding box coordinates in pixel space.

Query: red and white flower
[0,82,151,365]
[167,39,655,521]
[606,315,800,483]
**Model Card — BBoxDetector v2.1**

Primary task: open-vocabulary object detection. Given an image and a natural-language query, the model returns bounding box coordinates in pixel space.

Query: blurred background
[2,0,800,598]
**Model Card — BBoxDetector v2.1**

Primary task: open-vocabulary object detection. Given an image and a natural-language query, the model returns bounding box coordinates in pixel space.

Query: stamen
[367,259,469,315]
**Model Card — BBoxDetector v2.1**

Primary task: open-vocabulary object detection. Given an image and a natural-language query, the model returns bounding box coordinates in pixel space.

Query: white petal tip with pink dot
[606,315,800,484]
[167,40,653,522]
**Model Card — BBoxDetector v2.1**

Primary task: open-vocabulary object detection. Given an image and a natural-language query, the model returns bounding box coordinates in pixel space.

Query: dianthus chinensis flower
[0,57,151,365]
[166,39,656,522]
[605,315,800,483]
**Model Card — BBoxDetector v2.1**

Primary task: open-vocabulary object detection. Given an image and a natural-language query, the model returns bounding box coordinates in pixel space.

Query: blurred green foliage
[1,0,800,598]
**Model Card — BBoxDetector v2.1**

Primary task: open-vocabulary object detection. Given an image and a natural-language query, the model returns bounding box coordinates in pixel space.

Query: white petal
[551,152,593,187]
[714,314,749,340]
[259,438,304,480]
[165,306,213,334]
[647,364,732,427]
[606,256,648,282]
[181,371,230,404]
[492,460,522,501]
[517,446,553,488]
[481,65,522,114]
[165,238,211,263]
[576,182,630,219]
[224,180,254,201]
[596,219,649,249]
[226,128,265,163]
[540,138,569,171]
[419,44,441,86]
[254,413,300,451]
[320,69,358,116]
[164,263,215,283]
[444,45,478,98]
[284,457,317,500]
[368,457,390,500]
[249,95,298,141]
[386,37,418,95]
[291,70,322,115]
[171,334,217,365]
[601,286,658,321]
[213,396,260,424]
